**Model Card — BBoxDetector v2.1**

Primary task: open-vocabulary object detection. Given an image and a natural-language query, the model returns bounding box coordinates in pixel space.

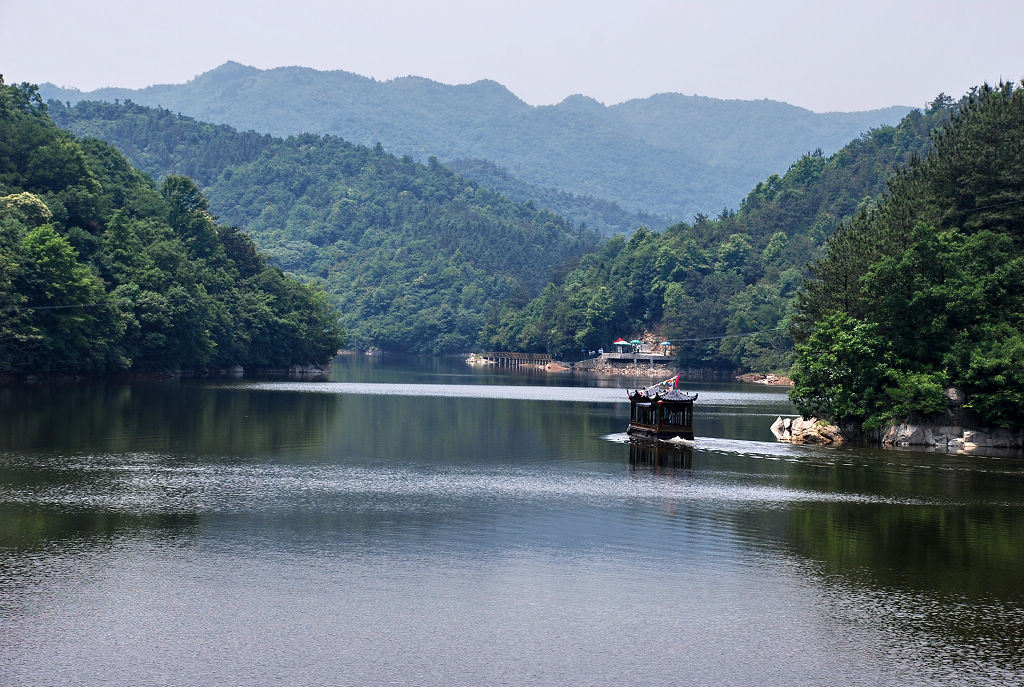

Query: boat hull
[627,424,694,441]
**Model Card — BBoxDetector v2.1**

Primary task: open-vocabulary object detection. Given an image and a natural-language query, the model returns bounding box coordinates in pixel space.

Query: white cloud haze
[2,0,1022,111]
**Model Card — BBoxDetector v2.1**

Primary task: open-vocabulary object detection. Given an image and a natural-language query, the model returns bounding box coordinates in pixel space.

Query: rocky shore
[879,421,1024,450]
[467,353,676,377]
[771,416,845,445]
[735,372,794,386]
[771,387,1024,451]
[572,358,675,377]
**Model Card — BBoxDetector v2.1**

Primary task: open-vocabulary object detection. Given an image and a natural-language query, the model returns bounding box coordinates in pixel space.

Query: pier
[475,352,554,368]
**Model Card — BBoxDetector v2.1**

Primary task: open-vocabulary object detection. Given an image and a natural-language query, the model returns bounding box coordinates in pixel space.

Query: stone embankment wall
[572,357,675,377]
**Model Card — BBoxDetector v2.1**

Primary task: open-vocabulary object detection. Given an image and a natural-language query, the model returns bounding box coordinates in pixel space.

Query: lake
[1,355,1022,686]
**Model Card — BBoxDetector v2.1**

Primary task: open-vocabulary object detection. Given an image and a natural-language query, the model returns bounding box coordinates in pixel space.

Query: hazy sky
[3,0,1022,112]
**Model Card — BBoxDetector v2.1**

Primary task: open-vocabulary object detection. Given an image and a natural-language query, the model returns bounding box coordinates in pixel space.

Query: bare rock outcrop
[881,422,1024,449]
[879,387,1024,450]
[771,416,844,445]
[773,388,1023,451]
[737,373,794,386]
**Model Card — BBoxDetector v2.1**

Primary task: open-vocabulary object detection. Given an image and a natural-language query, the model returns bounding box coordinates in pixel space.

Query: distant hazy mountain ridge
[41,62,912,220]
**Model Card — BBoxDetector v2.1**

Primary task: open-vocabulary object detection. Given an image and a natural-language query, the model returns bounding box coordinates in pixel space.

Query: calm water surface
[1,356,1022,685]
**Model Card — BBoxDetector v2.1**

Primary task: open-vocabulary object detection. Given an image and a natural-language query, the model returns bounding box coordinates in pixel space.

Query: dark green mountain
[40,62,912,220]
[0,79,343,374]
[48,99,598,353]
[485,97,952,370]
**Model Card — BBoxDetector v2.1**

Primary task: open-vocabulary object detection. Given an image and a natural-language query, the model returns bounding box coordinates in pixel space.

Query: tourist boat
[627,375,697,441]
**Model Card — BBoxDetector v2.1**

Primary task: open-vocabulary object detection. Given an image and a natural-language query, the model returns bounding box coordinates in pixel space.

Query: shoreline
[735,372,794,386]
[467,352,756,382]
[0,363,331,385]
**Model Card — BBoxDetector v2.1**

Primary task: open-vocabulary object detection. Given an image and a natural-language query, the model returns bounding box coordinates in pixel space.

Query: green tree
[789,312,897,428]
[0,78,344,373]
[0,192,53,227]
[160,175,223,257]
[793,81,1024,430]
[15,224,120,370]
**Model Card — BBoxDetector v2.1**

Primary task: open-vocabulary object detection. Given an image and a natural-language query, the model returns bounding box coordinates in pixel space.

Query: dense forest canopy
[485,99,951,368]
[40,62,911,221]
[48,92,958,365]
[49,99,599,353]
[20,65,1024,435]
[790,82,1024,431]
[0,77,343,374]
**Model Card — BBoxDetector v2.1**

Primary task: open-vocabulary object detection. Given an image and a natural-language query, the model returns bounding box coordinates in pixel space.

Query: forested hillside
[41,62,911,220]
[49,99,599,352]
[0,79,343,374]
[444,158,672,235]
[790,82,1024,431]
[485,99,952,369]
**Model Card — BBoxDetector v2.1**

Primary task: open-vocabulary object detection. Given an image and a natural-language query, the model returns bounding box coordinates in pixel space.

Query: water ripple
[221,381,789,406]
[0,457,931,515]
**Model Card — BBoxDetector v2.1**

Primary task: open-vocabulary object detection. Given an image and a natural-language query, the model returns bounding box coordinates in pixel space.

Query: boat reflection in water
[628,440,693,471]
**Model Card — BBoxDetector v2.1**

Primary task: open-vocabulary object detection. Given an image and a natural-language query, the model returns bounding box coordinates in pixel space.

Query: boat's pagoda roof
[628,389,698,403]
